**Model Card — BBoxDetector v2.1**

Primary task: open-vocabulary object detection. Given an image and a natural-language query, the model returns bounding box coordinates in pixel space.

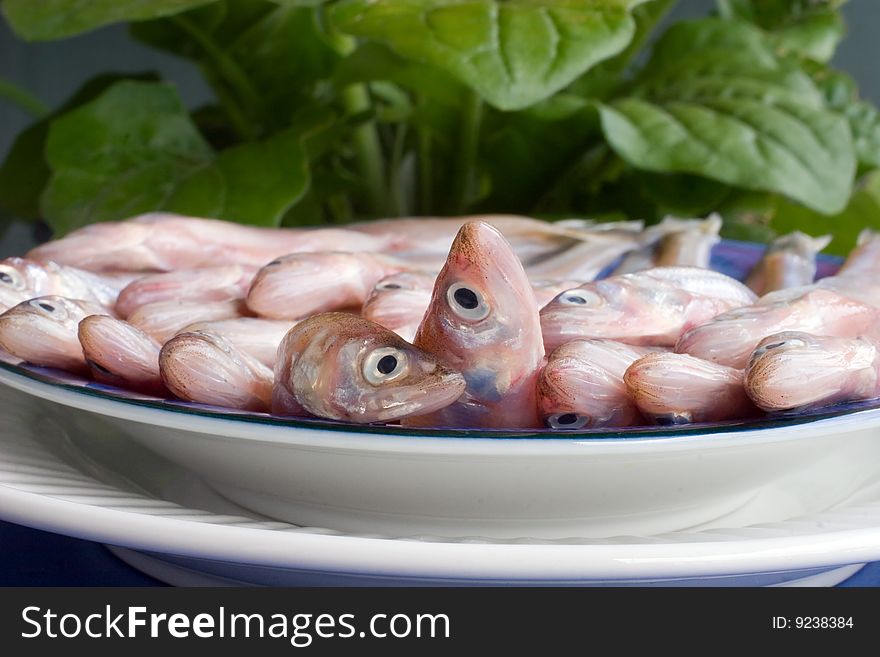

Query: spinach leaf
[330,0,651,110]
[598,19,855,215]
[2,0,219,40]
[717,0,847,62]
[132,2,340,136]
[0,73,159,221]
[40,81,310,233]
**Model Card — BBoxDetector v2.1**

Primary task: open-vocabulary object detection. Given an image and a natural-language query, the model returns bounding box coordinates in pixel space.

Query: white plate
[4,357,880,541]
[1,383,879,586]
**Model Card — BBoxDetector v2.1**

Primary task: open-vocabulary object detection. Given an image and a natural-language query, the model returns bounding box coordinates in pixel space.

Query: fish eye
[547,413,591,430]
[363,347,409,385]
[558,289,601,307]
[29,299,58,314]
[446,282,490,321]
[654,412,693,426]
[0,269,23,289]
[752,337,808,361]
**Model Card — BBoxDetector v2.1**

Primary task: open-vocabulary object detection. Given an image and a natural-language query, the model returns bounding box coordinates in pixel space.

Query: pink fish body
[116,265,255,318]
[128,299,245,342]
[540,267,755,352]
[676,287,880,369]
[247,252,407,320]
[27,212,405,272]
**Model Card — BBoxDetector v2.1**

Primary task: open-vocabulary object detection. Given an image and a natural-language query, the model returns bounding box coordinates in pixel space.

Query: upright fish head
[0,296,104,371]
[744,331,878,412]
[540,277,690,351]
[415,221,544,393]
[287,313,465,423]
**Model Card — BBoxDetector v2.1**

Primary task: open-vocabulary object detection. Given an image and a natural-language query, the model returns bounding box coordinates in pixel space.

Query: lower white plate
[1,385,880,586]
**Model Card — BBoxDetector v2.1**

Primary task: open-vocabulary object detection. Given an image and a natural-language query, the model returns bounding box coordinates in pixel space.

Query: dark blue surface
[1,520,878,587]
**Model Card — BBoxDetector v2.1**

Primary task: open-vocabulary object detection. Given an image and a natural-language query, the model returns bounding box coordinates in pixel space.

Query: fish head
[288,314,466,423]
[415,221,544,386]
[160,330,273,411]
[538,340,643,429]
[744,331,878,411]
[247,252,376,319]
[362,272,434,339]
[0,257,54,311]
[0,296,104,370]
[540,276,689,350]
[624,352,746,424]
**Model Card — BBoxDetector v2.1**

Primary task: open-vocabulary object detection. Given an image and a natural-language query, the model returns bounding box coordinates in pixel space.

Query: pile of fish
[0,211,877,430]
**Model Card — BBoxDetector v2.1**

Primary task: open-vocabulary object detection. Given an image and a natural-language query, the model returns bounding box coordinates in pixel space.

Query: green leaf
[844,102,880,170]
[716,0,847,62]
[479,95,601,211]
[806,63,880,170]
[598,19,855,214]
[330,0,650,110]
[40,81,311,233]
[167,129,310,224]
[0,73,160,221]
[132,2,340,133]
[770,170,880,256]
[2,0,220,40]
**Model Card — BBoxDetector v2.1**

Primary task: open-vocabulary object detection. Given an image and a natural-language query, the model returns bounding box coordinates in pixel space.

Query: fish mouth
[368,369,467,423]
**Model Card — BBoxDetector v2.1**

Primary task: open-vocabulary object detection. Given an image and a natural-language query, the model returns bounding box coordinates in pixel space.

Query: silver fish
[178,317,297,368]
[273,312,466,423]
[746,232,832,296]
[540,267,756,352]
[537,339,657,429]
[744,331,880,412]
[247,252,408,320]
[0,296,108,372]
[78,315,164,394]
[624,352,755,424]
[160,330,274,412]
[128,299,245,343]
[116,265,255,318]
[0,257,135,312]
[406,221,545,429]
[676,287,880,369]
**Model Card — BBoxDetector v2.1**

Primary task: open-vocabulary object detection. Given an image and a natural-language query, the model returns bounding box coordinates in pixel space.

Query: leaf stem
[417,113,433,215]
[0,79,49,118]
[342,85,387,217]
[448,90,482,214]
[169,15,263,140]
[326,30,387,217]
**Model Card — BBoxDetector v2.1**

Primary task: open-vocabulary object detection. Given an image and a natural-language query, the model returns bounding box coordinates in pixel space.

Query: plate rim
[5,364,880,456]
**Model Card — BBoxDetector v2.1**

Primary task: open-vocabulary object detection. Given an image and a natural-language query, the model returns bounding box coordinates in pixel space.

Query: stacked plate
[2,366,880,586]
[1,241,880,586]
